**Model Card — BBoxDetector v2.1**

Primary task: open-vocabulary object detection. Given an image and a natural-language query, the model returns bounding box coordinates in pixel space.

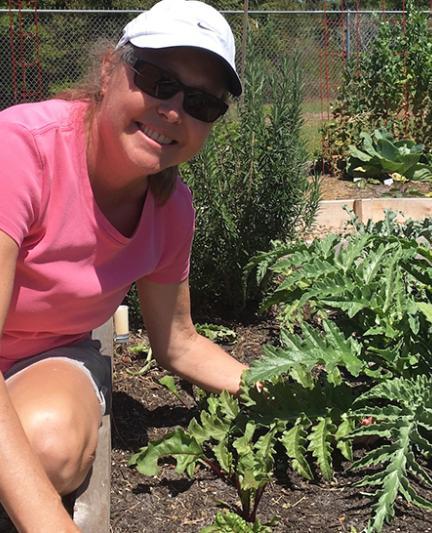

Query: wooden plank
[358,198,432,223]
[72,319,113,533]
[314,199,355,231]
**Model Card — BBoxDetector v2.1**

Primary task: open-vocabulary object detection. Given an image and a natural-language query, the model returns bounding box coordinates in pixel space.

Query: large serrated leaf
[369,468,402,532]
[280,422,314,480]
[307,417,336,481]
[351,376,432,531]
[219,390,241,420]
[248,343,314,388]
[335,416,354,461]
[130,428,203,476]
[352,444,399,471]
[322,320,364,377]
[213,438,233,474]
[199,411,231,442]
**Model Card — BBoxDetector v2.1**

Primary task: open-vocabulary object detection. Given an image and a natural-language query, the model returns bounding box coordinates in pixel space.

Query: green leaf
[399,477,432,511]
[348,145,373,162]
[382,247,402,314]
[213,438,233,474]
[335,415,355,462]
[351,376,432,531]
[195,323,237,343]
[200,511,273,533]
[248,343,314,388]
[307,417,336,481]
[322,320,364,377]
[280,422,314,480]
[158,375,181,399]
[233,422,256,454]
[416,302,432,323]
[129,428,203,476]
[409,163,432,181]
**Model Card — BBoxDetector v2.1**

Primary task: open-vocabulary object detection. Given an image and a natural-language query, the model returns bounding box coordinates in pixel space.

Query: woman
[0,1,246,530]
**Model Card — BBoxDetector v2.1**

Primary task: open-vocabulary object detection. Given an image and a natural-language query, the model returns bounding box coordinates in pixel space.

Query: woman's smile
[136,123,175,146]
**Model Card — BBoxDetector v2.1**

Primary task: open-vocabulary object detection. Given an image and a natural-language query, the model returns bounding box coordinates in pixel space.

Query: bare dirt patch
[318,174,432,201]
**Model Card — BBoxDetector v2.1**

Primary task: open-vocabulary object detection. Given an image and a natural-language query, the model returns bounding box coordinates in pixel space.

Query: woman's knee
[5,359,102,492]
[22,407,98,494]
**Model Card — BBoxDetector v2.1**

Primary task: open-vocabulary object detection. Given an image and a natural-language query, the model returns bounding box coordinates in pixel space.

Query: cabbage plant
[346,129,432,182]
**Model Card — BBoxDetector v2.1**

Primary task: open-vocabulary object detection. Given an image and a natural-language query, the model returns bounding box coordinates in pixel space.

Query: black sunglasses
[128,59,228,123]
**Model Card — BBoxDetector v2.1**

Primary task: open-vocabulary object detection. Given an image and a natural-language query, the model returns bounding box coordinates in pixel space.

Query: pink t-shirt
[0,99,195,371]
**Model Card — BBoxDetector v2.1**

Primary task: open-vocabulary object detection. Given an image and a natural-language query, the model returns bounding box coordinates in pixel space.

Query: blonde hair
[55,40,177,205]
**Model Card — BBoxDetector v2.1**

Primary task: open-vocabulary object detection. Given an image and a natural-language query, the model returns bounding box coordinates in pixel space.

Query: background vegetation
[322,0,432,174]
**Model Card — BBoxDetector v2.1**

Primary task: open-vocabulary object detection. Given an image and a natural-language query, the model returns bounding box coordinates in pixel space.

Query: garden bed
[109,323,432,533]
[109,177,432,532]
[2,321,429,532]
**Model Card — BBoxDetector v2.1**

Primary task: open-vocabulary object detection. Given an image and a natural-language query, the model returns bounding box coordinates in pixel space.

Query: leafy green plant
[243,213,432,531]
[195,323,237,343]
[346,208,432,242]
[129,391,277,525]
[346,129,432,182]
[125,341,154,376]
[201,510,274,533]
[131,212,432,531]
[351,376,432,533]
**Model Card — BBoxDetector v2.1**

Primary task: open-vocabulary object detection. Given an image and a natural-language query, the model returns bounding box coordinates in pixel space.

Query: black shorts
[3,339,112,415]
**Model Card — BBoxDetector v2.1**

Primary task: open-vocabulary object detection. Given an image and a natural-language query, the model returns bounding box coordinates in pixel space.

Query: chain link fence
[0,8,422,111]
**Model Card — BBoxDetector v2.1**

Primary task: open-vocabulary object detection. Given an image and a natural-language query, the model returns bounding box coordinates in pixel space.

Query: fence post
[239,0,248,105]
[346,10,351,60]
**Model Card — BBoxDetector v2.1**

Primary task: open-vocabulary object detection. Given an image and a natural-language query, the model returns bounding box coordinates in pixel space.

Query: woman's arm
[137,277,247,394]
[0,230,79,533]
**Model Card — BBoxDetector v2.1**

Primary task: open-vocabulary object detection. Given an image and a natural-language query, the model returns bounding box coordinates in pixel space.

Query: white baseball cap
[116,0,242,96]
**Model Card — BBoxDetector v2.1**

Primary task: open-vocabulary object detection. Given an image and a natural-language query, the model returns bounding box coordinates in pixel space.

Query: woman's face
[93,46,227,182]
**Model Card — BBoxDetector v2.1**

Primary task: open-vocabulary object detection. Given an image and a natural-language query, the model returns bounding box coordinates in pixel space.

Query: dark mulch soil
[109,321,432,533]
[2,319,432,533]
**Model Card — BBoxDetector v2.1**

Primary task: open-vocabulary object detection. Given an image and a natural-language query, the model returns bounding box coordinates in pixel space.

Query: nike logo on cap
[197,21,213,31]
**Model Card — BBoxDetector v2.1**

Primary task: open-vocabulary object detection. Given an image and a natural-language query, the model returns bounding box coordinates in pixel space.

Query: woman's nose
[157,92,183,123]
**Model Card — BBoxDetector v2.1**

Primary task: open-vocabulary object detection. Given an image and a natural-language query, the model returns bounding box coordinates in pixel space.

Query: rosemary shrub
[181,52,319,316]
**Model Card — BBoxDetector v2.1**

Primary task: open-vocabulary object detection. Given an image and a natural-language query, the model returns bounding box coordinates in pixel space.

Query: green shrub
[321,0,432,174]
[181,53,319,316]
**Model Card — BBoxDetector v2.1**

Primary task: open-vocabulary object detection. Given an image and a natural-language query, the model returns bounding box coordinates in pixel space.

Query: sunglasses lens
[133,62,178,99]
[154,79,181,99]
[131,60,228,123]
[184,92,228,123]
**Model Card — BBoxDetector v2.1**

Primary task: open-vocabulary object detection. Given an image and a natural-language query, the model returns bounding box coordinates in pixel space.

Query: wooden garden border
[72,319,113,533]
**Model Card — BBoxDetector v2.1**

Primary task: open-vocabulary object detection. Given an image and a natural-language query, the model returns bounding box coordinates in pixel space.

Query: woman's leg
[5,359,102,495]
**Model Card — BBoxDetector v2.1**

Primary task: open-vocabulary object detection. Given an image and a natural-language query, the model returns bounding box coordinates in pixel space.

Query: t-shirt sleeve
[0,121,44,246]
[145,181,195,284]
